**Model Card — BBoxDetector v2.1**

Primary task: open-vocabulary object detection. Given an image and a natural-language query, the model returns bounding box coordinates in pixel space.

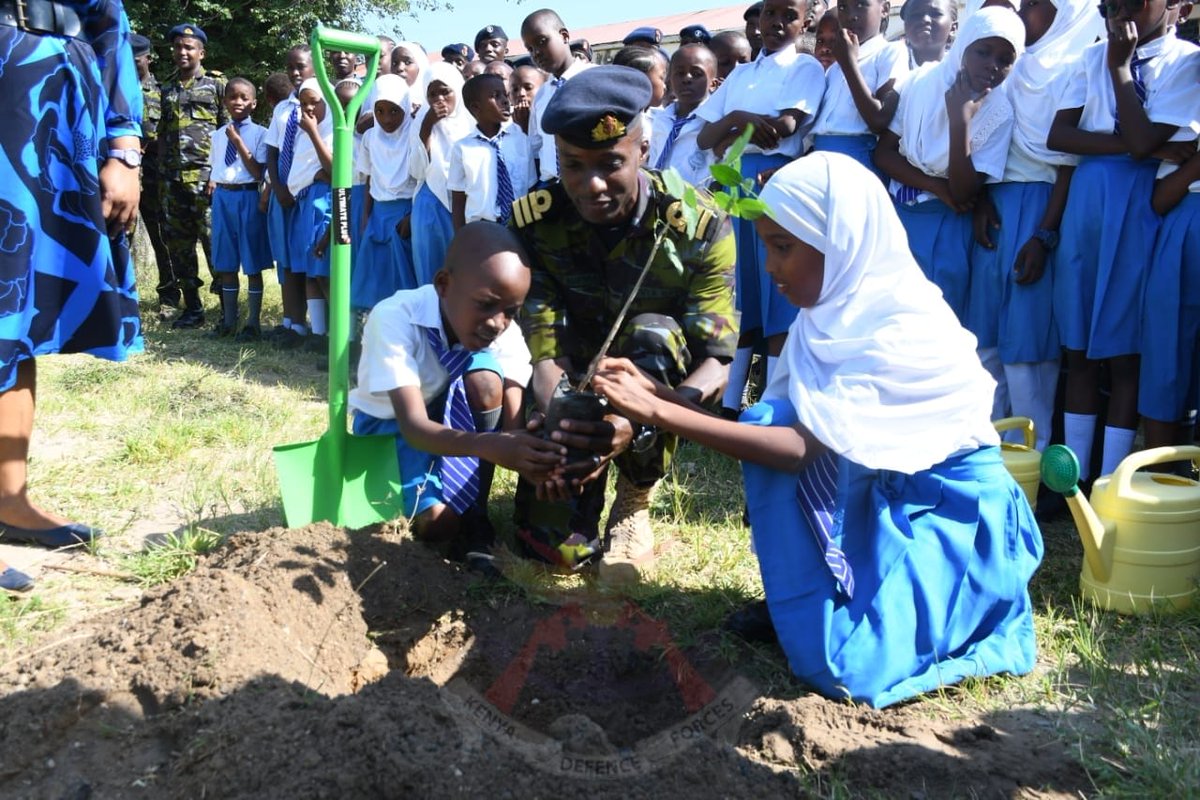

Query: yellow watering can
[1041,445,1200,614]
[994,417,1040,510]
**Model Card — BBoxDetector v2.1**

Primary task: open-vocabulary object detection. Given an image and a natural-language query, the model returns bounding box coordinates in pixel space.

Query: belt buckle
[14,0,28,30]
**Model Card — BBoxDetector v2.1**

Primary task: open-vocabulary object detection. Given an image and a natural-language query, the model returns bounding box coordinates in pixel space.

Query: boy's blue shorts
[211,185,272,275]
[350,351,503,519]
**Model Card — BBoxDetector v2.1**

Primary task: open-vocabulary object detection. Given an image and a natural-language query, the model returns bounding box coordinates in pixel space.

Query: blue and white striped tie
[481,131,515,223]
[278,106,300,183]
[655,112,692,171]
[795,450,855,599]
[423,327,480,514]
[224,120,243,167]
[1113,55,1151,135]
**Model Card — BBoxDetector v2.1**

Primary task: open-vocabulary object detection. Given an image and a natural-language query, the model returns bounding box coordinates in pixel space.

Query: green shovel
[273,26,404,528]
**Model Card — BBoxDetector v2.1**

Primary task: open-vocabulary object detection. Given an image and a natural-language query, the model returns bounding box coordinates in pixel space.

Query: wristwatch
[107,148,143,168]
[1032,228,1059,250]
[630,423,658,453]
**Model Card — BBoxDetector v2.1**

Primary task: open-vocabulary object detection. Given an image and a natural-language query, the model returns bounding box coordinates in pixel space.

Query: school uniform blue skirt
[211,185,272,275]
[740,398,1042,708]
[735,152,797,337]
[267,192,293,284]
[350,183,367,256]
[352,197,415,312]
[1139,193,1200,422]
[411,183,454,286]
[289,182,333,278]
[811,134,884,182]
[968,182,1059,363]
[895,197,973,325]
[1054,154,1159,359]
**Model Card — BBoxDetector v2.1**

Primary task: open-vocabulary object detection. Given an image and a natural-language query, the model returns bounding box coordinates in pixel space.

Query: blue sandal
[0,567,35,593]
[0,522,101,549]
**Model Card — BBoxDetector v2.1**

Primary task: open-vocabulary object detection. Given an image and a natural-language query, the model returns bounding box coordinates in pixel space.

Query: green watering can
[1041,444,1200,614]
[273,26,405,528]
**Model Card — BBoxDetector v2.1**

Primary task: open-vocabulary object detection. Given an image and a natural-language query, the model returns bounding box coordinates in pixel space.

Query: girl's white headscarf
[364,73,417,198]
[1007,0,1103,165]
[392,40,429,87]
[896,7,1026,178]
[409,61,475,208]
[758,153,999,474]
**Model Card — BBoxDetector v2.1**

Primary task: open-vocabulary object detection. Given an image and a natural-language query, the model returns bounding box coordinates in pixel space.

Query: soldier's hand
[554,414,635,485]
[100,157,140,237]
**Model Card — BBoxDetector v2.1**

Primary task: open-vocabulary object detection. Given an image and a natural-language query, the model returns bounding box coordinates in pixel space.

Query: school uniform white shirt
[446,121,532,224]
[811,37,909,136]
[1060,32,1200,136]
[286,113,334,197]
[529,59,594,182]
[697,46,825,159]
[208,120,268,185]
[349,284,533,420]
[647,100,715,189]
[361,117,420,201]
[264,94,299,150]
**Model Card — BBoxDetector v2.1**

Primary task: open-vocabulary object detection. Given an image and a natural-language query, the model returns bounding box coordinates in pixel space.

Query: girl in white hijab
[591,153,1042,708]
[874,7,1025,328]
[969,0,1103,451]
[409,61,475,286]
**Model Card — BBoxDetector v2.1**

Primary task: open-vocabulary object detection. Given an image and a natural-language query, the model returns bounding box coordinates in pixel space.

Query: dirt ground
[0,524,1093,799]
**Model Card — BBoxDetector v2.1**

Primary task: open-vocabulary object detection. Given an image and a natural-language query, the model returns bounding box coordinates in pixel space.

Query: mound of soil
[0,525,1091,799]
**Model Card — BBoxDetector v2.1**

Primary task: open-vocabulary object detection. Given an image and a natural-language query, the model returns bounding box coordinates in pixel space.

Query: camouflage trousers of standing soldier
[513,313,692,567]
[159,178,215,303]
[136,172,177,306]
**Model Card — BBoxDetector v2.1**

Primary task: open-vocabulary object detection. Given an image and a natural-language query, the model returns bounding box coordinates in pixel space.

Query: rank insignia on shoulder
[511,189,554,228]
[665,200,716,241]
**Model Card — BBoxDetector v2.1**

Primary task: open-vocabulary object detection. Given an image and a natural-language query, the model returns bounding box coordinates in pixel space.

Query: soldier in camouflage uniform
[510,67,738,583]
[131,33,175,317]
[158,23,226,329]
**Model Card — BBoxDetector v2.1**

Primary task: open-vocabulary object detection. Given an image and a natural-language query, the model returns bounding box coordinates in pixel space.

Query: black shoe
[273,328,306,350]
[171,309,206,329]
[724,600,778,644]
[206,322,235,339]
[303,333,329,354]
[234,325,261,342]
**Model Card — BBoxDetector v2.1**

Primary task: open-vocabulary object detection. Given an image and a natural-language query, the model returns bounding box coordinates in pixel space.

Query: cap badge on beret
[591,114,627,144]
[485,26,494,34]
[183,27,194,35]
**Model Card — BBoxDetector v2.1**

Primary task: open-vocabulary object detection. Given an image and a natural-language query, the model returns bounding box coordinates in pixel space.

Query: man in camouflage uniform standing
[130,33,175,318]
[510,67,738,583]
[158,23,226,329]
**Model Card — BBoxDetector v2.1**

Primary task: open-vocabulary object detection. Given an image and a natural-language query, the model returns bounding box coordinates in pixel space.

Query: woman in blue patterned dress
[0,0,142,554]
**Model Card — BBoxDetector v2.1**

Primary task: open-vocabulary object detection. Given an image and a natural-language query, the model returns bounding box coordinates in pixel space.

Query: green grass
[2,251,1198,796]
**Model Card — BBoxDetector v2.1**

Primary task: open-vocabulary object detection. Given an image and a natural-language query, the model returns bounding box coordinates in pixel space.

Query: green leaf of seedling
[733,197,771,220]
[659,235,683,274]
[712,190,735,212]
[681,187,699,238]
[725,125,754,165]
[662,167,688,201]
[709,163,743,189]
[741,178,757,194]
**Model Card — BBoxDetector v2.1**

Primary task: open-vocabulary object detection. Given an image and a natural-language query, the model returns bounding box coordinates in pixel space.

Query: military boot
[598,475,656,584]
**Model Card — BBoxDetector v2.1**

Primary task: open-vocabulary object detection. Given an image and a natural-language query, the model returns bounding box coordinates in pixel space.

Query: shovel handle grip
[1112,445,1200,499]
[993,416,1036,451]
[309,25,380,135]
[312,27,379,55]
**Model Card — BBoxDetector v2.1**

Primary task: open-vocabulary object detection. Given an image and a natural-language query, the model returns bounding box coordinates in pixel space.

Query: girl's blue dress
[0,0,144,392]
[740,398,1043,708]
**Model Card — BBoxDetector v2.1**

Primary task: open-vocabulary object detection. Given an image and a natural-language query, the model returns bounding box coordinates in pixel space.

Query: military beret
[168,23,206,45]
[743,2,764,20]
[542,65,652,150]
[129,33,152,58]
[474,25,508,47]
[622,26,662,46]
[679,25,712,44]
[441,43,475,61]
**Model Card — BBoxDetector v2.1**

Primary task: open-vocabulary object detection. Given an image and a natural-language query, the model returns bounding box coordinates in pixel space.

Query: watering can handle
[1113,445,1200,499]
[993,416,1036,450]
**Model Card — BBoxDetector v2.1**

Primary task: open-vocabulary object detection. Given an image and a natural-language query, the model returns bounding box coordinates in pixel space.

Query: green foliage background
[124,0,429,84]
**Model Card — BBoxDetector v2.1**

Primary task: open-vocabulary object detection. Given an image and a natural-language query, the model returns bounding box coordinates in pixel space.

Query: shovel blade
[273,432,405,529]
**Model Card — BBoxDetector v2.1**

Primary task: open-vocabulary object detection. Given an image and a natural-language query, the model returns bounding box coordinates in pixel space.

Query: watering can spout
[1040,445,1114,582]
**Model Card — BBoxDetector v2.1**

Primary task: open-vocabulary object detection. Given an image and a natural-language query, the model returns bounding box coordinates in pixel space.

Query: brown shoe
[598,475,656,585]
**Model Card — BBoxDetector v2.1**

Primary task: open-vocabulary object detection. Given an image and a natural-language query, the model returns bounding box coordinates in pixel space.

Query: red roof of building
[503,3,750,56]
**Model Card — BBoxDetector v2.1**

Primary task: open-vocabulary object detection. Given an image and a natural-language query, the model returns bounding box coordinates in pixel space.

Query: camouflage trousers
[159,177,214,301]
[513,313,692,553]
[136,171,176,305]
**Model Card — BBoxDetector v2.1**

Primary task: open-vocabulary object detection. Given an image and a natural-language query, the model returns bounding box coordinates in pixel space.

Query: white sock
[291,322,309,335]
[977,347,1009,422]
[307,299,328,336]
[1005,360,1059,451]
[1064,412,1098,481]
[722,347,753,411]
[1101,426,1137,477]
[767,355,779,384]
[282,316,292,330]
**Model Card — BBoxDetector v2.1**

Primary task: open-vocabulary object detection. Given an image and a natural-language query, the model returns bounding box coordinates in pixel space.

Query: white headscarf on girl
[363,73,417,199]
[758,152,999,474]
[1007,0,1103,165]
[392,40,429,89]
[896,7,1026,178]
[960,0,1019,22]
[408,61,475,209]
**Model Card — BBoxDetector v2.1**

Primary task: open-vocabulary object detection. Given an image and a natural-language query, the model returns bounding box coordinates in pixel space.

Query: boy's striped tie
[1113,55,1151,135]
[224,120,243,167]
[278,106,300,183]
[480,131,515,223]
[655,112,693,171]
[423,327,480,514]
[794,450,855,599]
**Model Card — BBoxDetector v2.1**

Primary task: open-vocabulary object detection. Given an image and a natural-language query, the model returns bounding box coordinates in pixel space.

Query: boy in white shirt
[350,223,566,566]
[207,77,271,338]
[520,8,593,184]
[648,44,719,189]
[448,74,532,228]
